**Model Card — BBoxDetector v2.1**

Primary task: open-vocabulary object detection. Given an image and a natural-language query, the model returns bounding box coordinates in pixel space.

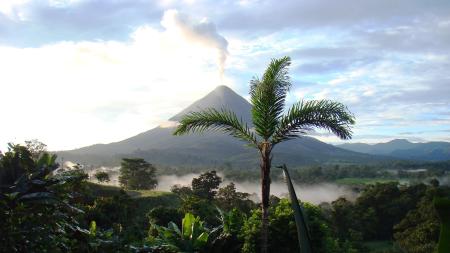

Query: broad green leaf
[182,213,195,239]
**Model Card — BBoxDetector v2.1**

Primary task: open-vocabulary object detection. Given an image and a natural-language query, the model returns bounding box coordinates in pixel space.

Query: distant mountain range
[57,85,381,168]
[337,139,450,161]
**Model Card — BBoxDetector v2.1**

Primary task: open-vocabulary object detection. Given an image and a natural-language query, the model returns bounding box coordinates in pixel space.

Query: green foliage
[148,206,183,227]
[95,171,110,183]
[208,208,247,253]
[240,199,353,253]
[173,108,258,147]
[216,182,255,213]
[191,170,222,200]
[149,213,211,252]
[0,145,90,252]
[24,139,48,160]
[0,143,35,186]
[171,184,194,197]
[356,182,427,240]
[249,56,292,140]
[119,158,157,190]
[392,184,450,253]
[434,197,450,253]
[86,191,134,229]
[272,100,355,144]
[393,195,440,252]
[179,195,219,226]
[329,197,376,242]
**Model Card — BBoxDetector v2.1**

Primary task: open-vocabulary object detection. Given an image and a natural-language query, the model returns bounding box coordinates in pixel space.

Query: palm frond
[250,56,292,140]
[173,108,258,147]
[280,164,313,253]
[271,100,355,145]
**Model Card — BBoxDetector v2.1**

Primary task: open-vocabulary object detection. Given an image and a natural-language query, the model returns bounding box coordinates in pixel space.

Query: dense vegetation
[1,143,449,252]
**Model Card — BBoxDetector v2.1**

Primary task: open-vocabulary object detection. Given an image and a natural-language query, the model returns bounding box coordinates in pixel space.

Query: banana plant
[151,213,210,252]
[434,197,450,253]
[279,164,312,253]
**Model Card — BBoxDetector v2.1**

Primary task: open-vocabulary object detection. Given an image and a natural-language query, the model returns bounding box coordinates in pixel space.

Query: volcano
[58,85,378,167]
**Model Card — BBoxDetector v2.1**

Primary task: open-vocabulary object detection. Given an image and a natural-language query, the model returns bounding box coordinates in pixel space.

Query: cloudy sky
[1,0,449,151]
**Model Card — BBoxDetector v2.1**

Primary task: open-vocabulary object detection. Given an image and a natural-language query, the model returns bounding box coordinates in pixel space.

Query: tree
[394,195,440,253]
[216,182,254,212]
[174,56,355,252]
[118,158,157,190]
[24,139,47,161]
[191,170,222,200]
[0,143,35,186]
[94,171,110,183]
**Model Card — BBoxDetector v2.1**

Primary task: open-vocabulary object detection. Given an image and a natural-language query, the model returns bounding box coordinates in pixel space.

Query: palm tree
[174,56,355,252]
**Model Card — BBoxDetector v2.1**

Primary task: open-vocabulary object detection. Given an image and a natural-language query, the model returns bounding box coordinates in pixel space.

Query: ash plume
[161,9,228,82]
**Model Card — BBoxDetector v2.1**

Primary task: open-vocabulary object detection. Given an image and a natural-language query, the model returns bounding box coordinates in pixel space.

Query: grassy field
[86,182,180,209]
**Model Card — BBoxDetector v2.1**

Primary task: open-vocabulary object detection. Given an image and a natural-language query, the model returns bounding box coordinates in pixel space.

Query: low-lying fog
[82,166,357,204]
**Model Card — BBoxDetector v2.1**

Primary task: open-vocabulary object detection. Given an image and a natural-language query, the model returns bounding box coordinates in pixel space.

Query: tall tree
[119,158,157,190]
[191,170,222,200]
[174,56,354,252]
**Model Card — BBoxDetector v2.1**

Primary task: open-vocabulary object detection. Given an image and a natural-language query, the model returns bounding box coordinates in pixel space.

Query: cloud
[0,10,231,151]
[0,0,163,46]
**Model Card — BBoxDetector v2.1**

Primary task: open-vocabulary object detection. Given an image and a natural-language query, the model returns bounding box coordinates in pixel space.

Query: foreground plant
[174,56,355,252]
[280,164,312,253]
[434,197,450,253]
[149,213,211,252]
[0,144,89,252]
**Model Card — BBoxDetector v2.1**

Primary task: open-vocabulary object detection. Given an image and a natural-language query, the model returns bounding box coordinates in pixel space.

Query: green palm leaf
[280,164,312,253]
[272,100,355,145]
[174,108,258,147]
[250,56,291,140]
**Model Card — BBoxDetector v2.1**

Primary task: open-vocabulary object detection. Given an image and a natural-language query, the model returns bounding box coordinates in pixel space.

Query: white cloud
[0,0,30,20]
[0,10,228,151]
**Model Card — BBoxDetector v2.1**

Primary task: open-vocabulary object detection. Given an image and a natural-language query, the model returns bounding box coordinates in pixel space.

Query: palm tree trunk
[260,143,271,253]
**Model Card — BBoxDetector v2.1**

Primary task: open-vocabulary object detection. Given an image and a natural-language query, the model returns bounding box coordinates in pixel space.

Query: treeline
[156,162,450,184]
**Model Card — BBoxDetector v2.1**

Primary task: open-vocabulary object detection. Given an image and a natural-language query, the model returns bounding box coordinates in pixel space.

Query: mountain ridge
[337,139,450,161]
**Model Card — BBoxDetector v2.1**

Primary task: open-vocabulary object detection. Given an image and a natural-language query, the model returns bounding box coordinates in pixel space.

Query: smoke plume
[161,9,228,82]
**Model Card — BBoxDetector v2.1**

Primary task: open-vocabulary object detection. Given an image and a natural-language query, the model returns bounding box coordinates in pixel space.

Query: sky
[0,0,449,151]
